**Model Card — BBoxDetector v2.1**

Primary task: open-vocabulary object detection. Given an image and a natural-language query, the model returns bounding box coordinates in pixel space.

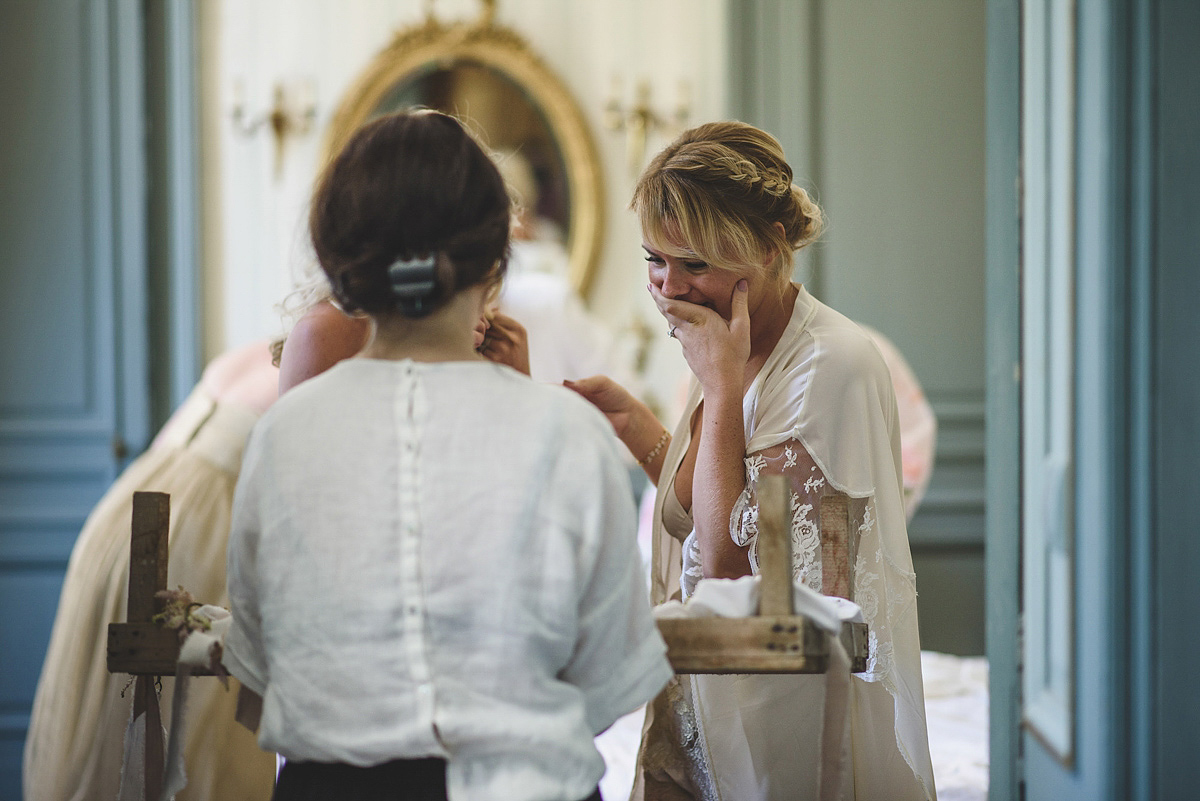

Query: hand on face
[651,277,751,396]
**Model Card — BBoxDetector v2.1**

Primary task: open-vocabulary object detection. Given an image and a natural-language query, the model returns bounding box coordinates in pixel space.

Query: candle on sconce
[676,79,691,127]
[229,77,317,180]
[604,74,625,131]
[231,79,246,119]
[298,78,316,119]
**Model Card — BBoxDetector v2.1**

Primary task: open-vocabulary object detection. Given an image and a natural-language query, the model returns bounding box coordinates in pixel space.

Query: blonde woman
[568,121,936,800]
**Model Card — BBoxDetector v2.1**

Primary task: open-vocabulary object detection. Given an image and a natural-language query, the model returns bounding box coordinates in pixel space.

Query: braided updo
[632,120,822,287]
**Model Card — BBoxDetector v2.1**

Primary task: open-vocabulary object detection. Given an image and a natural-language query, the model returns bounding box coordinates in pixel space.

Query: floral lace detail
[858,502,876,546]
[729,484,757,549]
[744,453,768,484]
[867,628,896,680]
[855,566,880,622]
[682,534,705,593]
[638,675,720,800]
[790,492,822,591]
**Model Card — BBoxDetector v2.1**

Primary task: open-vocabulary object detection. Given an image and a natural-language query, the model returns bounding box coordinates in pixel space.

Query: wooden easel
[656,474,869,674]
[105,491,171,801]
[107,491,215,801]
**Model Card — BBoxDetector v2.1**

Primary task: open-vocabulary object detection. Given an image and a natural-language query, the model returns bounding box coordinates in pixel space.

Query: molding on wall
[910,392,986,547]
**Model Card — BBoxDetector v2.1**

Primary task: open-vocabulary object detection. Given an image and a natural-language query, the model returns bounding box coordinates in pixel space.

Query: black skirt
[271,757,603,801]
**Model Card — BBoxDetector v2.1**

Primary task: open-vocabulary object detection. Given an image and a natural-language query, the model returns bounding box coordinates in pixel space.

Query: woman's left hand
[653,279,751,395]
[478,311,532,376]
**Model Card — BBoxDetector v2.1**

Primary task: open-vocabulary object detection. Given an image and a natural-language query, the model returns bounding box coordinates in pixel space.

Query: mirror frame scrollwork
[324,7,605,298]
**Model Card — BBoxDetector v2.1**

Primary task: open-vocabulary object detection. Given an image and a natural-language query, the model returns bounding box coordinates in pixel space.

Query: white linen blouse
[646,285,936,800]
[224,358,671,801]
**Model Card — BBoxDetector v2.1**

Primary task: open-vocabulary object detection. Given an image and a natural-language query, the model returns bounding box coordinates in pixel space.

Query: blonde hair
[268,265,336,366]
[632,120,823,289]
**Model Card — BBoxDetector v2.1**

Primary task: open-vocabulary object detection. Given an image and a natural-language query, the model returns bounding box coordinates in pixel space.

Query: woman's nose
[658,264,688,299]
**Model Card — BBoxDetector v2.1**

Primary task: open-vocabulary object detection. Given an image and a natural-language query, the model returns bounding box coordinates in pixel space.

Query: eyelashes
[644,254,709,272]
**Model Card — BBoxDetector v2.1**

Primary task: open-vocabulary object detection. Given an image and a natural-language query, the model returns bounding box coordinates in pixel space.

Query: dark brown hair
[309,110,510,316]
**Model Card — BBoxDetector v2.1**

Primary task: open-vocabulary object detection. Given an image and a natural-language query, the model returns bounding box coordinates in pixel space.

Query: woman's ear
[764,221,789,269]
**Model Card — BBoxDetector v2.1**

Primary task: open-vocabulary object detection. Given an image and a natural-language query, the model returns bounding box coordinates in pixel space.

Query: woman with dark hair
[222,110,671,801]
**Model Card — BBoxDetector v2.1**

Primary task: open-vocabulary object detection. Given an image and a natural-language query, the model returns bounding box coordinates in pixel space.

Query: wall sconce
[231,80,317,178]
[604,77,690,177]
[623,313,667,424]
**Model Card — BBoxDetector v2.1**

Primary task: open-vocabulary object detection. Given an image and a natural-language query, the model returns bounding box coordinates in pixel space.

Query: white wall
[198,0,728,411]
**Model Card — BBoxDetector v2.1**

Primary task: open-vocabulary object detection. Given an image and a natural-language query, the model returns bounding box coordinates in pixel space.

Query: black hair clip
[388,254,438,316]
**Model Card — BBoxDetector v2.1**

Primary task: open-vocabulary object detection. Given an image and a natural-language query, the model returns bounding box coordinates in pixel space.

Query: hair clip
[388,254,437,300]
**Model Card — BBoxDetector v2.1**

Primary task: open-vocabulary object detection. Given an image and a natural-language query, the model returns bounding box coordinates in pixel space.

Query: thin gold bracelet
[637,429,670,466]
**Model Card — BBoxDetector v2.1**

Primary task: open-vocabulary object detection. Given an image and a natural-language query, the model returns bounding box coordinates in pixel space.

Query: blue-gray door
[990,1,1200,799]
[0,2,153,795]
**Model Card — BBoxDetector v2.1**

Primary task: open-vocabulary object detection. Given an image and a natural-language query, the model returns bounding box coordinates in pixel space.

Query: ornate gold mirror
[324,1,604,298]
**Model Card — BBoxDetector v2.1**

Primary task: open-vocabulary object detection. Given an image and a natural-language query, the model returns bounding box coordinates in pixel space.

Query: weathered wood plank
[756,474,793,617]
[841,621,869,673]
[108,622,179,675]
[128,491,169,623]
[107,622,214,676]
[819,493,854,601]
[132,675,164,801]
[655,478,870,675]
[660,617,869,674]
[660,616,829,674]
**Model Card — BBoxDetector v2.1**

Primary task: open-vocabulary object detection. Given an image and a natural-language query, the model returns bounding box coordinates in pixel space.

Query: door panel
[0,1,148,795]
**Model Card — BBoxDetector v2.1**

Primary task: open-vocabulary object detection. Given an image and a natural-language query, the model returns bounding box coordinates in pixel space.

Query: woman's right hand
[565,376,669,478]
[563,375,642,438]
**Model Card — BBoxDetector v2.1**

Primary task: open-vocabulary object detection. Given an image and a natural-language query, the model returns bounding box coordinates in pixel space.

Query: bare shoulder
[201,340,273,392]
[200,339,279,413]
[277,302,372,395]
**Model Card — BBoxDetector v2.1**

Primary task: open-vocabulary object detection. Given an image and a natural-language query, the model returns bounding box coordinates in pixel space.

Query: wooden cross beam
[107,492,183,675]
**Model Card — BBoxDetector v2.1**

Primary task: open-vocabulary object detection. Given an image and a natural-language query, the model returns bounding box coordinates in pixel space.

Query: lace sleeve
[729,439,868,600]
[726,438,912,685]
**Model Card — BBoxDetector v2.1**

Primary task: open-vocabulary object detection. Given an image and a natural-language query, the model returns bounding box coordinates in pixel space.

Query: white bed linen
[920,651,989,801]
